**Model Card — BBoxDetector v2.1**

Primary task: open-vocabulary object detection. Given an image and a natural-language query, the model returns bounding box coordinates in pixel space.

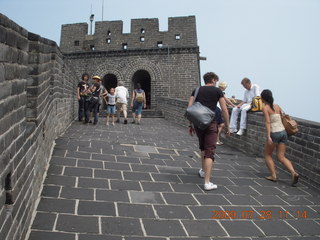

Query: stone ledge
[62,46,200,59]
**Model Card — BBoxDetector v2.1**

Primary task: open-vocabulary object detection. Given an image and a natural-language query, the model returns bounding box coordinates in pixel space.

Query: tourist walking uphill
[261,89,299,186]
[230,78,261,135]
[188,72,230,191]
[131,83,146,125]
[115,81,129,124]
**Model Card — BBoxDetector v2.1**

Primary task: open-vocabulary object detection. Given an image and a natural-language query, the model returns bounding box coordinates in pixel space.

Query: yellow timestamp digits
[212,210,308,219]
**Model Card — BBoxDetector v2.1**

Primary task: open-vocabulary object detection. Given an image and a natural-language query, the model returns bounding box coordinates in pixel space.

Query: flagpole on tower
[102,0,104,21]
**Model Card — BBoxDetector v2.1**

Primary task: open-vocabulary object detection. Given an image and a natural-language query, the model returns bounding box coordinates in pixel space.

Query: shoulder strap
[193,87,200,103]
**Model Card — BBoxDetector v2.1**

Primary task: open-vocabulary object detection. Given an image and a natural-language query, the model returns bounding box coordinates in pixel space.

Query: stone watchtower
[60,16,200,108]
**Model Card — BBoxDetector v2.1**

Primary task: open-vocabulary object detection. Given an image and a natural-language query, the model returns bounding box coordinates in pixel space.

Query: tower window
[140,36,145,42]
[74,40,80,46]
[157,41,163,48]
[175,34,181,40]
[106,38,111,44]
[90,45,95,51]
[141,28,145,34]
[107,30,111,36]
[122,43,128,50]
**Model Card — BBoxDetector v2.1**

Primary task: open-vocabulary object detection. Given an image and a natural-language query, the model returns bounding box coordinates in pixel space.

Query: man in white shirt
[230,78,261,135]
[115,81,129,124]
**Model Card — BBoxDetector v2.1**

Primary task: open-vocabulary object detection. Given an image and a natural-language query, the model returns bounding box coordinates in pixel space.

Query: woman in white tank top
[261,89,299,186]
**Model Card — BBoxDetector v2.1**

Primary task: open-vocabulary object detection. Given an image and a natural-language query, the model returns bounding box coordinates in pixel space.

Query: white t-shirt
[107,93,116,105]
[243,84,261,103]
[115,86,129,104]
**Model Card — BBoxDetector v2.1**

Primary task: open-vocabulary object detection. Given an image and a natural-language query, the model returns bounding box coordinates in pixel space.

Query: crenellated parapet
[60,16,197,53]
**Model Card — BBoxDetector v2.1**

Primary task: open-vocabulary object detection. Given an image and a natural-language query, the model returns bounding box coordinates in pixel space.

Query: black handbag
[184,87,215,130]
[89,96,99,104]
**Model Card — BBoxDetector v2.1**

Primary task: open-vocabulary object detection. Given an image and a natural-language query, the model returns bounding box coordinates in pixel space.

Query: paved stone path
[27,118,320,240]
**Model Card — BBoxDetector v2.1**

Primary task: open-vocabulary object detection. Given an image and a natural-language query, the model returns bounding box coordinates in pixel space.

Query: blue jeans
[107,105,116,115]
[132,101,143,115]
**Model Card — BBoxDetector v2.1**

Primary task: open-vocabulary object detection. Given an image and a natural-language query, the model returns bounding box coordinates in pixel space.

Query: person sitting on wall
[230,78,261,136]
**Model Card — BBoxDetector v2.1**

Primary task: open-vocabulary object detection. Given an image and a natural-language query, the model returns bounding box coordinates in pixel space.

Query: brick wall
[157,97,320,188]
[60,16,197,53]
[157,97,189,126]
[60,16,200,107]
[0,13,78,240]
[63,48,200,106]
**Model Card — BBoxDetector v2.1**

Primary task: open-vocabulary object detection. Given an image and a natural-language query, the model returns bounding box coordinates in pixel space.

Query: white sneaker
[236,129,245,136]
[198,169,205,178]
[204,182,218,191]
[230,128,238,133]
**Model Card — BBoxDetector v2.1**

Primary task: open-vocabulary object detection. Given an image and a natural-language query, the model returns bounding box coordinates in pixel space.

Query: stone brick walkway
[27,118,320,240]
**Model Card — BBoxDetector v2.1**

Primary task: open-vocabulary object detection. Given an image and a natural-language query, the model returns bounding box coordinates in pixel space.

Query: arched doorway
[103,73,118,92]
[132,70,151,109]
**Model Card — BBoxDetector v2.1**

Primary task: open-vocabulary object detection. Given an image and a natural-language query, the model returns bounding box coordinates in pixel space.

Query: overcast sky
[1,0,320,122]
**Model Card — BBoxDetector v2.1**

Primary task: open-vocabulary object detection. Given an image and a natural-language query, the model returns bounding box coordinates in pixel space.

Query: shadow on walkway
[27,118,320,240]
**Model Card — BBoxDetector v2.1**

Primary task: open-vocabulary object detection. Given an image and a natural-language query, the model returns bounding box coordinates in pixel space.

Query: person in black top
[87,75,102,125]
[77,73,90,122]
[188,72,230,191]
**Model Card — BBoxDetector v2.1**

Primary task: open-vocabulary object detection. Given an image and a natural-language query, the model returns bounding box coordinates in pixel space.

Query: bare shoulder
[273,104,282,113]
[263,104,271,112]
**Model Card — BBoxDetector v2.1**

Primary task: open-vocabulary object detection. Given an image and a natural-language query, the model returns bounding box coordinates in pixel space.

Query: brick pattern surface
[27,118,320,239]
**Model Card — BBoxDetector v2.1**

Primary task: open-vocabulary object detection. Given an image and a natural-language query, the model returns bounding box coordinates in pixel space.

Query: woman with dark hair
[77,72,90,122]
[261,89,299,186]
[131,83,146,125]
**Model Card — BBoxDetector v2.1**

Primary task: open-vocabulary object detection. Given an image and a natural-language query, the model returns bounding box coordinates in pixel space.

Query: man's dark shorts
[195,121,218,160]
[215,107,224,125]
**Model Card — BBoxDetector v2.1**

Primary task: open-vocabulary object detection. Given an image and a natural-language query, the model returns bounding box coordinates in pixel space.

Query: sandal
[265,176,277,182]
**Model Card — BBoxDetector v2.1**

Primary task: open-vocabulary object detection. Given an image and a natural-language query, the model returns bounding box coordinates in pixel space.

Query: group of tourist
[188,72,299,191]
[77,73,146,126]
[77,71,299,192]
